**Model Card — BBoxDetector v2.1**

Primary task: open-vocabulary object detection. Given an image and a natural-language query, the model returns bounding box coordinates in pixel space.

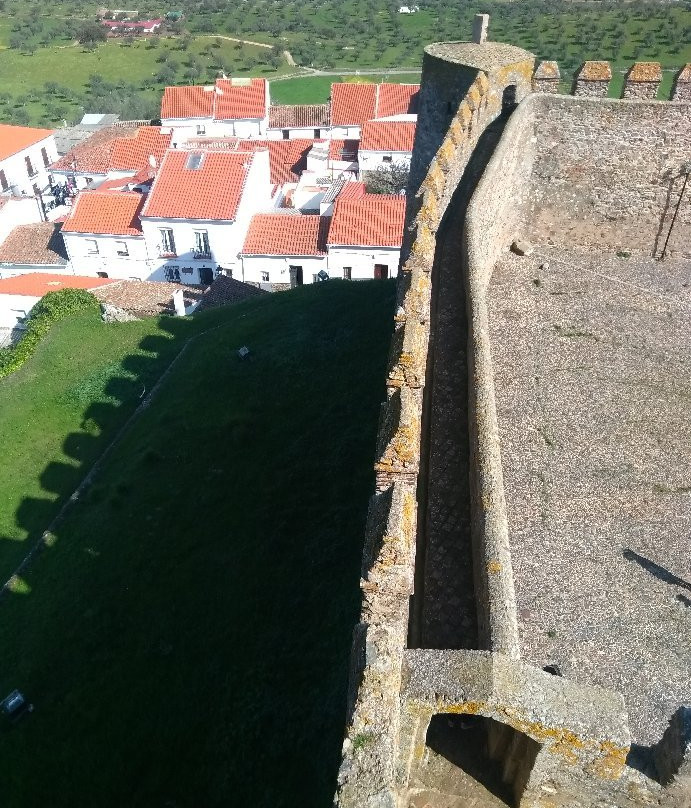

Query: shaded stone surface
[487,245,691,746]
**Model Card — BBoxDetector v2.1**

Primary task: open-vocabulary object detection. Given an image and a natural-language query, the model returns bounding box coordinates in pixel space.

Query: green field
[0,0,688,126]
[0,280,395,806]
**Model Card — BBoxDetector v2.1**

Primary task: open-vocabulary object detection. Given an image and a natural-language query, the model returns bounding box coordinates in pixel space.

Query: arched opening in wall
[502,84,518,112]
[419,713,541,806]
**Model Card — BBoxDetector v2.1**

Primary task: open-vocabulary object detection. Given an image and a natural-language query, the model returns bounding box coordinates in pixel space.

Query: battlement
[337,16,691,808]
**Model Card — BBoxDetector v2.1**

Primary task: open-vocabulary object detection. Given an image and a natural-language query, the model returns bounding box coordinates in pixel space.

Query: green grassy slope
[0,279,395,807]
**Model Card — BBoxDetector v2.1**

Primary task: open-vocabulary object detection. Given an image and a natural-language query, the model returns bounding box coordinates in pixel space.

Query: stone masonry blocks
[573,60,612,97]
[672,63,691,101]
[532,60,560,93]
[623,61,662,99]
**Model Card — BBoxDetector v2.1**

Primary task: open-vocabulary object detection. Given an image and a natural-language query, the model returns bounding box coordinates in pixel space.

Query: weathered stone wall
[336,44,532,808]
[527,97,691,256]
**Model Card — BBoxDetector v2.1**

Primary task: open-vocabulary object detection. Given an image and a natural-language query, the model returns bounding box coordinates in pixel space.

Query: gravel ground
[487,245,691,746]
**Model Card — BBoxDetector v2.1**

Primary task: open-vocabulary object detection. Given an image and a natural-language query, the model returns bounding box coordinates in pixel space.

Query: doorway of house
[199,267,214,285]
[374,264,389,279]
[289,265,303,287]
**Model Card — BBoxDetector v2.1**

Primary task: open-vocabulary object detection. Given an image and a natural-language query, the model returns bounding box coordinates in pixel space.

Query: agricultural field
[0,280,395,806]
[0,0,688,125]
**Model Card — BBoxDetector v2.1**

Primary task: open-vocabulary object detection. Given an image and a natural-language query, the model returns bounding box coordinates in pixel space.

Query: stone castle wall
[336,38,691,808]
[527,98,691,256]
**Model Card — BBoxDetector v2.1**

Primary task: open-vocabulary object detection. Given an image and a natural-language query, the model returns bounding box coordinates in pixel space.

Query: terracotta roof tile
[161,85,215,119]
[242,214,328,255]
[108,126,172,171]
[360,120,416,152]
[337,182,367,200]
[142,150,252,220]
[330,83,377,126]
[61,191,145,236]
[93,279,204,316]
[579,61,612,81]
[328,194,405,247]
[375,83,419,117]
[0,222,67,265]
[215,78,267,120]
[628,62,662,82]
[196,274,266,310]
[51,123,141,174]
[185,137,316,186]
[328,139,359,162]
[0,272,114,297]
[268,104,330,129]
[0,124,54,162]
[677,64,691,82]
[161,78,267,121]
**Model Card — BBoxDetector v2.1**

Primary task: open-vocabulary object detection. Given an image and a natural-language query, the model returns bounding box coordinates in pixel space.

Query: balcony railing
[159,249,177,258]
[192,248,211,259]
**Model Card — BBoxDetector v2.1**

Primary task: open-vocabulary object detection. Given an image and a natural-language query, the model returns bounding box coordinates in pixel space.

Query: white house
[0,222,69,278]
[140,148,272,283]
[240,213,328,286]
[60,191,153,280]
[0,195,44,247]
[329,83,419,139]
[267,104,330,141]
[0,272,113,329]
[0,124,58,197]
[358,119,416,173]
[326,185,405,280]
[327,139,360,178]
[160,78,269,144]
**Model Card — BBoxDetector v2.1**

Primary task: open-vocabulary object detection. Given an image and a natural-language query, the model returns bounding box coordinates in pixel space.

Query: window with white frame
[261,271,270,282]
[160,228,176,256]
[193,230,210,258]
[382,155,393,163]
[196,124,206,135]
[41,147,50,168]
[115,240,129,256]
[343,266,352,280]
[164,265,180,282]
[85,239,99,254]
[25,155,36,177]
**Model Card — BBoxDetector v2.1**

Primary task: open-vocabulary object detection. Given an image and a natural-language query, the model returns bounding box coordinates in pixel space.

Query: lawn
[270,72,422,104]
[0,279,395,807]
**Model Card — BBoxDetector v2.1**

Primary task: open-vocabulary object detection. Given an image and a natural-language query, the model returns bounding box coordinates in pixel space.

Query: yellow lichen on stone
[488,560,502,573]
[447,115,465,147]
[588,742,628,780]
[475,71,490,94]
[410,223,436,264]
[456,101,472,129]
[436,136,457,174]
[466,84,482,112]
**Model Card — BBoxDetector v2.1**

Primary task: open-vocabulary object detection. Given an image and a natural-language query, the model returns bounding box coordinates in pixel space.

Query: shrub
[0,289,99,379]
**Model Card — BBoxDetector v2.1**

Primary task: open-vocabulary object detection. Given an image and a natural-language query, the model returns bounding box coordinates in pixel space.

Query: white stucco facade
[240,253,326,285]
[266,126,329,141]
[358,150,412,172]
[330,126,362,140]
[326,245,401,280]
[61,231,152,280]
[0,197,44,246]
[0,292,39,328]
[0,133,58,197]
[163,116,269,146]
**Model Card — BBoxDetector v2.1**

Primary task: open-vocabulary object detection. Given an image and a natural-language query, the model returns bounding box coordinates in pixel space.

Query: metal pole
[660,162,691,260]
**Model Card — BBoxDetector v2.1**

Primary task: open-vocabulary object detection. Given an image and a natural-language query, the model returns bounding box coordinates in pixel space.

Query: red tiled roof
[161,85,215,119]
[0,222,67,265]
[61,191,145,236]
[0,124,54,162]
[330,83,377,126]
[51,123,141,174]
[330,82,420,126]
[376,84,419,118]
[0,272,114,297]
[215,78,267,120]
[108,126,171,171]
[186,138,315,186]
[337,182,366,200]
[242,214,329,255]
[328,139,359,162]
[161,78,267,121]
[328,194,405,247]
[269,104,330,129]
[142,150,252,220]
[360,120,416,152]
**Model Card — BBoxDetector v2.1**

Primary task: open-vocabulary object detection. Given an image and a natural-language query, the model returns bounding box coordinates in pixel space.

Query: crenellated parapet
[672,63,691,101]
[532,60,560,93]
[573,60,612,96]
[623,61,662,98]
